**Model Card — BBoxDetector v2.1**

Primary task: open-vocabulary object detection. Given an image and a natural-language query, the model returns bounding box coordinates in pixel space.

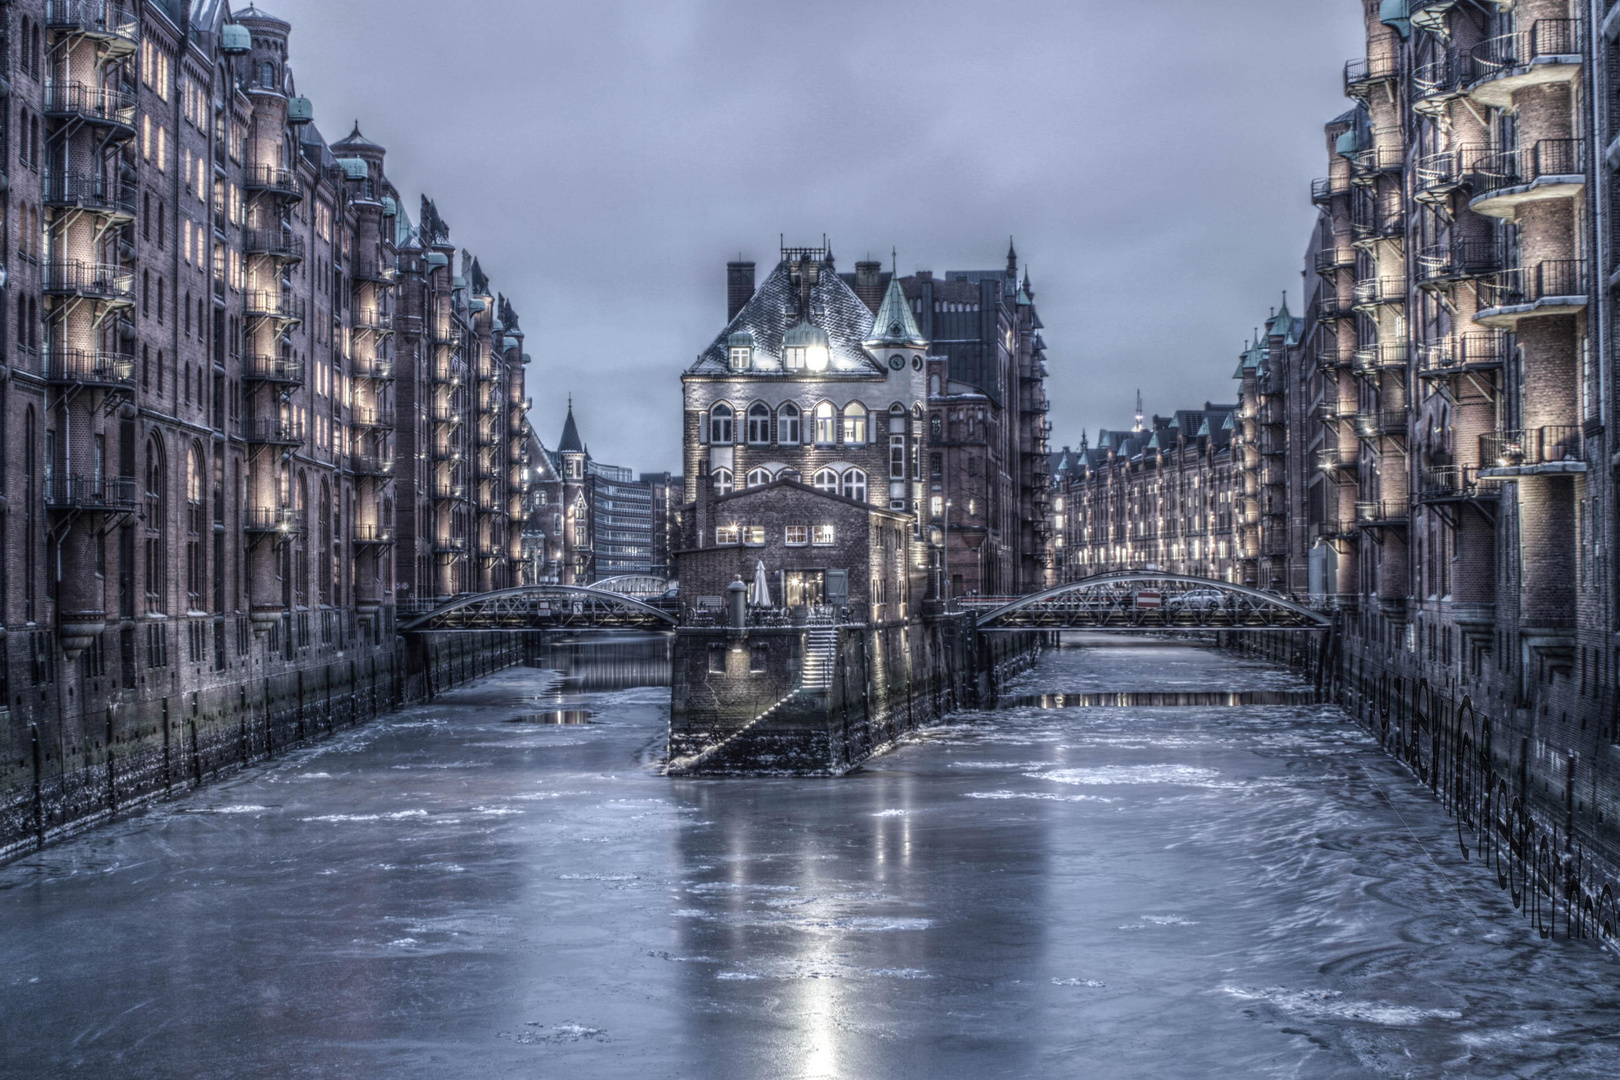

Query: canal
[2,634,1617,1079]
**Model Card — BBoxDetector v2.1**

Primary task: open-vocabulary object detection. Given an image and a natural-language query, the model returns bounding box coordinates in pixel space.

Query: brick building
[1,2,535,843]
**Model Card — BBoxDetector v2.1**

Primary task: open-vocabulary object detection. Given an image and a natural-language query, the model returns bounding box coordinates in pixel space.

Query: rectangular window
[812,525,835,546]
[715,524,740,545]
[785,525,808,546]
[890,435,906,479]
[708,645,726,673]
[744,526,765,546]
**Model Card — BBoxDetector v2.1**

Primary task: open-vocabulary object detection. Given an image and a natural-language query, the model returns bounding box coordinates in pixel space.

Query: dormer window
[727,330,754,371]
[782,319,830,372]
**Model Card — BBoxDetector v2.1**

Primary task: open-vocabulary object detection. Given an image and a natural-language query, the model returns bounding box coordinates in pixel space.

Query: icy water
[2,635,1618,1079]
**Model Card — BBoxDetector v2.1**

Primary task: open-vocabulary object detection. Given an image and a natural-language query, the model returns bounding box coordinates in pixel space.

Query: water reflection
[523,632,672,690]
[1001,690,1323,708]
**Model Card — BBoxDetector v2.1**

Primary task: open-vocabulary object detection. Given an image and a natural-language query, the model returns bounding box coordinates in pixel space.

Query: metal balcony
[1312,247,1353,275]
[350,454,394,477]
[1468,20,1583,109]
[474,427,501,448]
[243,229,305,262]
[353,260,398,284]
[1354,410,1407,440]
[45,1,140,54]
[1315,399,1350,422]
[243,506,306,535]
[1352,277,1406,311]
[430,445,462,463]
[352,356,395,380]
[1316,447,1357,473]
[1418,466,1496,504]
[1349,145,1404,185]
[243,354,304,385]
[1344,54,1399,98]
[45,260,134,303]
[1313,516,1357,540]
[46,348,135,389]
[434,536,468,554]
[1479,426,1584,475]
[241,417,301,446]
[43,172,136,219]
[1315,346,1350,373]
[43,474,137,512]
[1409,0,1458,34]
[1352,342,1408,374]
[43,82,136,131]
[244,163,301,199]
[430,403,463,426]
[353,524,395,546]
[1355,500,1409,527]
[1412,53,1464,116]
[1412,148,1484,202]
[1469,139,1584,217]
[1476,260,1586,327]
[1415,332,1506,377]
[353,310,394,335]
[351,407,395,430]
[1316,293,1356,321]
[244,291,306,324]
[1414,240,1499,286]
[1310,176,1349,205]
[1350,206,1403,245]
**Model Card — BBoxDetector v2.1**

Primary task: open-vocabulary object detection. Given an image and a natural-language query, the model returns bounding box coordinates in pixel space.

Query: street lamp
[942,499,953,610]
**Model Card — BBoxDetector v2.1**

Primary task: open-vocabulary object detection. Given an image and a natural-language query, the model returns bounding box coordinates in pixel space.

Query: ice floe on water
[1220,985,1462,1026]
[962,791,1113,803]
[300,809,429,823]
[185,805,272,814]
[1052,978,1107,987]
[871,809,910,817]
[1031,764,1224,787]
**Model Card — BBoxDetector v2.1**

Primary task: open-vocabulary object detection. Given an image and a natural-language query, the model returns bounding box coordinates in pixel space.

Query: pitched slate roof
[557,404,583,454]
[690,259,883,376]
[864,275,927,348]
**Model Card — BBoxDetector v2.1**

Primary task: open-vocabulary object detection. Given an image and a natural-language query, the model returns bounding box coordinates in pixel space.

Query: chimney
[726,261,755,322]
[853,260,884,313]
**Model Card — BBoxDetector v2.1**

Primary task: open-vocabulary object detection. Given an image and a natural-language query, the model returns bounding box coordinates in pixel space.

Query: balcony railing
[351,407,395,430]
[1355,500,1409,526]
[1316,399,1350,421]
[244,291,306,323]
[1313,247,1353,274]
[46,348,135,388]
[1354,410,1408,439]
[434,536,468,554]
[350,454,394,477]
[1472,139,1584,198]
[1311,176,1349,205]
[1415,240,1499,284]
[45,260,134,301]
[430,445,462,463]
[1418,466,1493,502]
[243,506,305,534]
[1480,426,1583,469]
[1315,447,1358,472]
[1413,147,1487,199]
[1411,53,1463,111]
[1470,19,1581,79]
[353,260,397,284]
[1352,277,1406,308]
[430,403,463,425]
[43,474,137,512]
[1415,332,1506,374]
[45,1,140,49]
[1349,145,1404,183]
[243,354,304,384]
[1352,342,1408,373]
[1317,292,1356,321]
[353,525,395,545]
[43,82,136,128]
[244,163,300,198]
[1344,54,1400,96]
[43,172,136,216]
[1477,260,1585,311]
[353,310,395,334]
[1316,346,1350,372]
[352,356,395,380]
[241,417,301,445]
[1349,202,1403,243]
[243,229,305,261]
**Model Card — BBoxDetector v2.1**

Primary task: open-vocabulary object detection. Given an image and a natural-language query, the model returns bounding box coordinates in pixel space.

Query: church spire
[558,397,584,454]
[864,274,927,349]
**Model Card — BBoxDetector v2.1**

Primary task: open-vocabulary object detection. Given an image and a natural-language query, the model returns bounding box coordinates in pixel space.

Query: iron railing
[1353,342,1408,372]
[1344,54,1400,96]
[43,474,137,511]
[45,0,140,47]
[1477,260,1585,310]
[351,407,395,429]
[1473,139,1584,197]
[243,229,305,260]
[1354,410,1408,439]
[1311,176,1349,204]
[244,163,299,196]
[243,506,305,534]
[44,260,134,300]
[243,354,304,384]
[1415,332,1506,373]
[1352,277,1406,308]
[43,82,136,126]
[244,291,306,322]
[1418,465,1493,501]
[1480,426,1583,468]
[1349,145,1405,182]
[241,417,301,445]
[43,172,136,215]
[1470,19,1581,78]
[1355,500,1409,525]
[46,348,136,387]
[1415,240,1500,284]
[350,454,394,477]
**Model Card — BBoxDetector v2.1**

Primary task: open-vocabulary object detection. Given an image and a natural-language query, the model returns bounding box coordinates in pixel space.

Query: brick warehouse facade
[1058,1,1620,882]
[0,2,537,854]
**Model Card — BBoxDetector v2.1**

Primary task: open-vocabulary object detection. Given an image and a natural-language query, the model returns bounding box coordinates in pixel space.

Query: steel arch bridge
[398,584,677,633]
[590,574,671,599]
[969,572,1331,632]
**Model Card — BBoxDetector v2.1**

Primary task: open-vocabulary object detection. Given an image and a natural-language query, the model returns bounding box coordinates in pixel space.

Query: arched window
[144,436,167,613]
[713,468,733,496]
[319,478,333,605]
[930,413,943,439]
[842,403,868,444]
[929,373,941,397]
[746,403,770,444]
[778,402,801,445]
[186,444,205,609]
[813,402,836,445]
[813,468,839,493]
[710,403,733,444]
[746,467,771,488]
[778,468,801,484]
[841,468,868,502]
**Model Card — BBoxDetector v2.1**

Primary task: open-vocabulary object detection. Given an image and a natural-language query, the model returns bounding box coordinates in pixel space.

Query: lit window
[930,496,944,518]
[778,403,801,445]
[842,403,867,444]
[812,525,835,546]
[746,467,771,488]
[716,524,740,545]
[713,468,733,495]
[813,402,836,445]
[813,468,839,493]
[889,435,906,479]
[744,526,765,546]
[710,403,734,444]
[841,469,867,502]
[729,346,751,371]
[785,525,809,546]
[747,403,770,444]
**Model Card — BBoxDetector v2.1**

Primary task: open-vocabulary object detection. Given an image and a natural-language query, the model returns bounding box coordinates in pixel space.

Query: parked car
[1168,588,1227,612]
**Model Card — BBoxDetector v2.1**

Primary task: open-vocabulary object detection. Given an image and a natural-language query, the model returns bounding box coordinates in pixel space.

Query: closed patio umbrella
[750,559,772,607]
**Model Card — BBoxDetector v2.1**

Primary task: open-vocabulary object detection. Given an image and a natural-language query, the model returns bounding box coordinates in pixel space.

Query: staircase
[802,627,838,690]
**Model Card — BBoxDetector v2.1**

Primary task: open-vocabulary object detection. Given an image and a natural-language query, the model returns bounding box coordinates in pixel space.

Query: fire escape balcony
[474,426,501,448]
[1313,246,1354,275]
[1418,466,1497,505]
[1415,332,1506,379]
[243,229,304,263]
[353,309,395,335]
[1413,148,1476,203]
[1350,203,1403,246]
[1352,342,1408,374]
[475,458,503,482]
[1355,500,1410,528]
[241,417,301,447]
[45,1,140,54]
[1409,0,1459,35]
[1412,52,1466,117]
[1313,515,1357,540]
[430,445,462,464]
[244,290,306,325]
[1348,146,1404,185]
[1475,260,1585,328]
[1316,345,1351,373]
[353,524,395,547]
[433,535,466,556]
[353,259,397,284]
[243,506,306,536]
[43,82,136,134]
[1315,399,1351,423]
[243,163,301,201]
[1469,139,1584,218]
[1415,240,1499,287]
[350,453,394,478]
[1467,19,1583,109]
[43,172,136,221]
[352,356,394,380]
[243,354,304,386]
[1352,277,1406,311]
[43,474,138,513]
[432,360,466,386]
[1479,426,1585,478]
[430,402,463,426]
[1316,445,1359,476]
[1354,410,1408,440]
[46,348,135,389]
[1310,175,1350,206]
[1316,291,1356,322]
[432,484,468,505]
[45,260,134,304]
[351,407,394,431]
[1344,54,1399,99]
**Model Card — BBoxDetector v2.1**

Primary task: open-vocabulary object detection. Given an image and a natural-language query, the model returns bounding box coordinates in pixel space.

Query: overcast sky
[270,0,1365,472]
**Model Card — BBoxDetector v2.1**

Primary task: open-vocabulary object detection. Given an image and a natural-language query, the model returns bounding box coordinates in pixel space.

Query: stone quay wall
[669,614,1042,776]
[1235,628,1620,945]
[0,632,522,863]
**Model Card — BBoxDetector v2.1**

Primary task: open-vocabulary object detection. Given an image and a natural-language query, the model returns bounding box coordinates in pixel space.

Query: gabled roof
[864,275,927,348]
[691,258,882,376]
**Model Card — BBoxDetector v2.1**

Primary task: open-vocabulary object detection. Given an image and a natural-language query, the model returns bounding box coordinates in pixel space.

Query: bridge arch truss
[399,584,677,633]
[971,572,1331,632]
